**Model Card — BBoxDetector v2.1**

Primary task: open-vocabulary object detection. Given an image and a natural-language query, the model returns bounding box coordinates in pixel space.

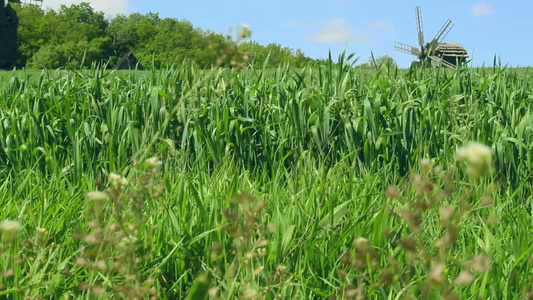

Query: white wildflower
[420,158,432,173]
[119,235,138,250]
[354,237,370,251]
[145,156,163,169]
[108,172,128,189]
[87,191,108,202]
[0,220,22,243]
[238,24,252,39]
[456,142,493,178]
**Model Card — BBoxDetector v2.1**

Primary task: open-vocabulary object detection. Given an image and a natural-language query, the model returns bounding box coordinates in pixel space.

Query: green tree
[14,1,317,69]
[57,2,107,40]
[29,41,89,69]
[362,54,398,69]
[14,4,46,66]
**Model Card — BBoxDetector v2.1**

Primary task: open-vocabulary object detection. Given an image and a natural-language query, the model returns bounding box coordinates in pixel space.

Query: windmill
[394,6,468,68]
[0,0,19,69]
[0,0,43,69]
[21,0,43,6]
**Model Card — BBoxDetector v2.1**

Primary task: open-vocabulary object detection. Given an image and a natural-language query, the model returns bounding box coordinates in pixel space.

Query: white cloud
[307,19,355,42]
[325,0,353,9]
[471,3,494,16]
[371,21,394,33]
[299,19,394,43]
[43,0,130,15]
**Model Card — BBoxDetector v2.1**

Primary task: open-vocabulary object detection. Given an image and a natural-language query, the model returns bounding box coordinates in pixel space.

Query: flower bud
[87,191,108,202]
[108,172,128,189]
[145,156,163,169]
[455,142,493,178]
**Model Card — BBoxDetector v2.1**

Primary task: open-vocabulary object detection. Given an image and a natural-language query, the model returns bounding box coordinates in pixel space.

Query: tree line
[12,2,324,69]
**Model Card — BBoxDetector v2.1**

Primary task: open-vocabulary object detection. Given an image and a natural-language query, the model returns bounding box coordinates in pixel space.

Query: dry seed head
[385,186,399,198]
[439,206,454,223]
[208,288,219,297]
[429,261,446,285]
[255,238,268,247]
[453,270,475,285]
[2,269,14,278]
[80,283,91,290]
[411,174,421,186]
[470,253,491,272]
[83,234,98,244]
[421,180,435,193]
[242,288,257,299]
[75,257,87,266]
[444,225,459,245]
[443,293,460,300]
[88,220,102,229]
[267,223,276,233]
[345,284,358,297]
[254,200,267,212]
[481,195,493,206]
[337,269,348,277]
[433,165,443,175]
[399,237,416,252]
[400,210,413,222]
[119,235,138,249]
[95,260,107,270]
[253,266,264,275]
[109,223,120,232]
[380,269,394,284]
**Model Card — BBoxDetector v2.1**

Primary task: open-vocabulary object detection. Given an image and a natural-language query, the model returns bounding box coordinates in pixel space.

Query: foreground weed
[204,194,293,299]
[1,33,532,299]
[0,220,61,299]
[0,220,23,293]
[333,142,498,299]
[72,157,164,299]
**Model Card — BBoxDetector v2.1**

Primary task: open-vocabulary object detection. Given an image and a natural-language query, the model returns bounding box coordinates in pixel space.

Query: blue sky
[44,0,532,67]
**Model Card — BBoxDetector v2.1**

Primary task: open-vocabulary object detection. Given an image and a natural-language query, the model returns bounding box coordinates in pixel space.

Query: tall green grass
[0,58,531,299]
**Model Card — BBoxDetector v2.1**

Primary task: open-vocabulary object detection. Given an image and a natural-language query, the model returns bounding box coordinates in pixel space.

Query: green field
[0,58,532,299]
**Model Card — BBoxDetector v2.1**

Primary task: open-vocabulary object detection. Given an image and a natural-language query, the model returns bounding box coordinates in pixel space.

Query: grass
[0,56,531,299]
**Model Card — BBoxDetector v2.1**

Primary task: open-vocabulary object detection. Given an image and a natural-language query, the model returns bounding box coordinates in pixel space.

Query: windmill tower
[394,6,468,68]
[0,0,43,69]
[0,0,19,68]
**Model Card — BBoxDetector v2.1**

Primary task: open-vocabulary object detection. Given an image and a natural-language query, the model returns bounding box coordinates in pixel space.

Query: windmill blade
[415,6,425,47]
[428,55,456,68]
[20,0,43,7]
[433,19,454,43]
[394,42,420,57]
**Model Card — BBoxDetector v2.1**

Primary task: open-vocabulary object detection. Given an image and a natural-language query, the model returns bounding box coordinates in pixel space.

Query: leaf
[185,273,210,300]
[319,201,350,228]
